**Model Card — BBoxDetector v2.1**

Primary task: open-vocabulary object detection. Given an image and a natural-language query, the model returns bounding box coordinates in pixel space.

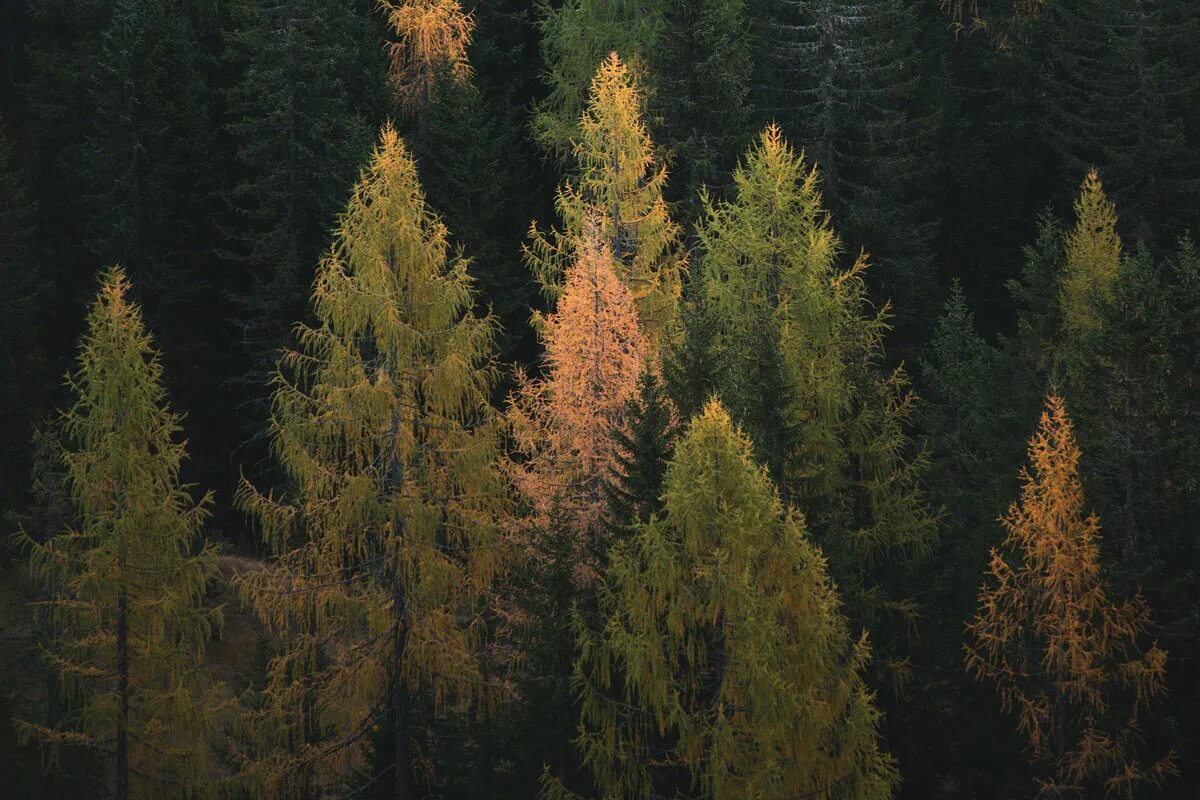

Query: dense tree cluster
[0,1,1196,799]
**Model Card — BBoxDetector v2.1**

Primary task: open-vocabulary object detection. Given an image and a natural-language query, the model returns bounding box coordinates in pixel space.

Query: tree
[699,125,935,636]
[648,0,752,217]
[526,53,684,347]
[507,234,648,590]
[18,267,225,800]
[604,367,677,530]
[749,0,948,338]
[532,0,663,160]
[381,0,475,114]
[222,0,378,405]
[235,125,506,799]
[966,394,1176,798]
[1060,169,1121,337]
[562,400,897,800]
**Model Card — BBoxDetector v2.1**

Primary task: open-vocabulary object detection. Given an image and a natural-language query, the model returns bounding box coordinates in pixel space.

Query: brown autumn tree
[380,0,474,113]
[966,394,1175,798]
[507,230,648,586]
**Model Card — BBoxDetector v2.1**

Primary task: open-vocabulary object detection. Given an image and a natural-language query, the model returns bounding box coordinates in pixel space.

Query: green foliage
[604,367,677,529]
[698,127,936,639]
[18,268,225,799]
[569,401,898,800]
[235,125,508,798]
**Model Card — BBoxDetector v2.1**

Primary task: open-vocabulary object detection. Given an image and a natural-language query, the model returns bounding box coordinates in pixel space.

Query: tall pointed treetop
[1061,168,1122,335]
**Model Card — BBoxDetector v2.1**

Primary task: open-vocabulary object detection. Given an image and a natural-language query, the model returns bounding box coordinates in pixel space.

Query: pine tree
[966,394,1176,798]
[527,53,684,347]
[381,0,475,114]
[699,126,935,629]
[563,400,897,800]
[1060,169,1121,337]
[532,0,664,160]
[235,125,507,799]
[648,0,752,217]
[17,268,225,800]
[222,0,378,403]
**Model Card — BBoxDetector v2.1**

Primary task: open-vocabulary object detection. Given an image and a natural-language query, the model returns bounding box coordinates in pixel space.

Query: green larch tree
[561,400,897,800]
[1060,169,1122,338]
[527,53,684,348]
[698,125,936,641]
[235,125,508,800]
[18,267,225,800]
[966,394,1176,798]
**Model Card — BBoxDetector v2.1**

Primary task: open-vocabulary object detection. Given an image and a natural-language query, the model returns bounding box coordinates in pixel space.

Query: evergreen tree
[966,394,1176,798]
[750,0,947,337]
[1042,0,1200,244]
[648,0,752,217]
[699,126,935,637]
[235,125,507,799]
[532,0,663,160]
[604,367,677,529]
[0,116,46,511]
[222,0,378,402]
[527,54,684,347]
[562,400,898,800]
[17,268,225,800]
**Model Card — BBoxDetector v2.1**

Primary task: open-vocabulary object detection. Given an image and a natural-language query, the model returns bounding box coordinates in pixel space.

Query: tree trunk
[115,588,129,800]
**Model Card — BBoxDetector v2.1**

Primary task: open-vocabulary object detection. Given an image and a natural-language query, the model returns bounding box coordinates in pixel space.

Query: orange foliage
[380,0,474,113]
[966,394,1175,798]
[507,232,647,586]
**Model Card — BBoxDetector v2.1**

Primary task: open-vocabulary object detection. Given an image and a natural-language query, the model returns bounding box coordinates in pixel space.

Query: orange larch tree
[966,393,1175,798]
[380,0,474,113]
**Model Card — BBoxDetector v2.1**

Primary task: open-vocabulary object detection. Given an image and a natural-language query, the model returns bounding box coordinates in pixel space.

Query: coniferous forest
[1,1,1198,798]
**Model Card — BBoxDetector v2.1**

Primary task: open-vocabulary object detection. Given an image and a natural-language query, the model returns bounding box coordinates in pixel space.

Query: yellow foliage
[1061,168,1122,335]
[381,0,474,113]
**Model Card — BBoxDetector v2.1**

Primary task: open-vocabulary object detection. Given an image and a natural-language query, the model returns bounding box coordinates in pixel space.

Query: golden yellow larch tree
[234,124,508,799]
[380,0,474,113]
[526,53,684,347]
[966,393,1175,798]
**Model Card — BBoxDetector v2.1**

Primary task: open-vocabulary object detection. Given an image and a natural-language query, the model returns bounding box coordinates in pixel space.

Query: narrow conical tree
[508,233,648,586]
[236,125,507,799]
[526,54,684,346]
[699,126,935,631]
[966,394,1176,799]
[564,400,897,800]
[18,268,225,800]
[1060,169,1121,337]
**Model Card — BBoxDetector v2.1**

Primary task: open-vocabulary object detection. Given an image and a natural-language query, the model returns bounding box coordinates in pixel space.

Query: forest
[0,0,1197,798]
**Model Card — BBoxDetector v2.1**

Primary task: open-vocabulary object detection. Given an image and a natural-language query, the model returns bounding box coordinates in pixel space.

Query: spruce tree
[527,53,684,347]
[222,0,378,402]
[563,400,898,800]
[17,268,225,800]
[604,367,677,529]
[967,394,1176,798]
[699,126,935,635]
[532,0,664,160]
[235,125,507,799]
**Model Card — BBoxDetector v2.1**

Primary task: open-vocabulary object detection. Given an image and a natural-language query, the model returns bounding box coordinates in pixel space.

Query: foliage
[966,394,1176,798]
[235,125,507,798]
[1060,169,1121,337]
[17,268,225,799]
[382,0,475,114]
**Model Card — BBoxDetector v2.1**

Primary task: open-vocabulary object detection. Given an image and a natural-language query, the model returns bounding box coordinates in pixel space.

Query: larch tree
[699,125,935,642]
[18,267,225,800]
[381,0,475,114]
[235,125,508,799]
[526,53,684,348]
[561,400,897,800]
[966,394,1176,799]
[532,0,663,160]
[1060,169,1121,338]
